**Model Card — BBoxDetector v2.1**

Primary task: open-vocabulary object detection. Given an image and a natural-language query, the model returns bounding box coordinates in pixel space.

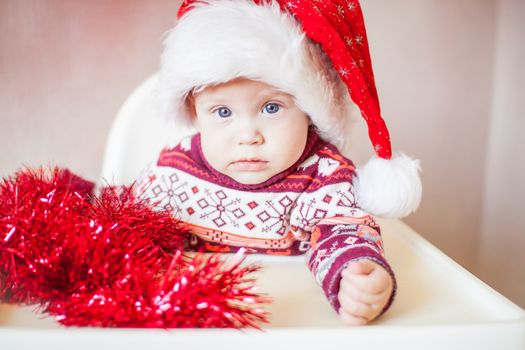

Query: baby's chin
[225,170,276,185]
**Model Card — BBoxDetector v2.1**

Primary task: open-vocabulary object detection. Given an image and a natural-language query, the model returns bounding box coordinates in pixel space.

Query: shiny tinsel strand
[0,167,269,328]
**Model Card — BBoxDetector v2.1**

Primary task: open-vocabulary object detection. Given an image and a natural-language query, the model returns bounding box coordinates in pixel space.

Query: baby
[139,0,421,325]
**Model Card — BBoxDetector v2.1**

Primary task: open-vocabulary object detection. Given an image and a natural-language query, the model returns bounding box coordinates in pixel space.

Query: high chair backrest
[99,73,194,188]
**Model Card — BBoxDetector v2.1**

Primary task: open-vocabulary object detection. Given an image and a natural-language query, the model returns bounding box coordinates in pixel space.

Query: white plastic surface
[1,219,524,349]
[2,74,523,349]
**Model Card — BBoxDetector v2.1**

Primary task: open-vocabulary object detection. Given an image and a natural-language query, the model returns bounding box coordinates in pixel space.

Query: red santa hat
[158,0,422,218]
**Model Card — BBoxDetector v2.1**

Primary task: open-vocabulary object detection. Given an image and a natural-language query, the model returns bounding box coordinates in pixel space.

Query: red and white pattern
[137,130,396,312]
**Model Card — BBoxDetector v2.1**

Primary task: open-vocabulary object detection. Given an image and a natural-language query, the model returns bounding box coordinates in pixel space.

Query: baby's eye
[263,103,280,114]
[215,107,232,118]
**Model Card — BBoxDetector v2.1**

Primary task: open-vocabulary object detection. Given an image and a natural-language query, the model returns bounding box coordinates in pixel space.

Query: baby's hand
[338,259,393,326]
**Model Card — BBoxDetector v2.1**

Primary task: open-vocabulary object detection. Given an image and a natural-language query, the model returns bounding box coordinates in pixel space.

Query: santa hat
[158,0,422,218]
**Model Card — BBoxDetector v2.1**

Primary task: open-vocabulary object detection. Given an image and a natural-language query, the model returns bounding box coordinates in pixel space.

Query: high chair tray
[1,219,524,350]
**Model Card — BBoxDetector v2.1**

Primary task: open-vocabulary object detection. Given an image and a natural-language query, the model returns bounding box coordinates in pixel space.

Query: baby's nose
[237,123,264,145]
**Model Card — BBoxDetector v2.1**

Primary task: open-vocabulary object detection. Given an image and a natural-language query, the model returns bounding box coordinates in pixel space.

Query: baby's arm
[304,218,396,325]
[338,259,393,325]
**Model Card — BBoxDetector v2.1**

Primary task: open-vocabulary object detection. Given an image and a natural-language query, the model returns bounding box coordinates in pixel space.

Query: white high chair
[98,73,193,189]
[1,74,524,350]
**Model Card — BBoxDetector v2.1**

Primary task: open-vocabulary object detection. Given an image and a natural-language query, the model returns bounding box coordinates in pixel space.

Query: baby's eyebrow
[257,89,293,99]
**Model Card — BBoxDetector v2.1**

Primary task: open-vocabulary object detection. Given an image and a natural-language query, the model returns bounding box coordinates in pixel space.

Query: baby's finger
[339,308,369,326]
[340,277,391,305]
[338,290,375,319]
[343,272,392,295]
[344,259,377,275]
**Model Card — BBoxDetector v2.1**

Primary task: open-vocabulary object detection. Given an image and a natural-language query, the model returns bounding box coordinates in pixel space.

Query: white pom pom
[355,154,422,218]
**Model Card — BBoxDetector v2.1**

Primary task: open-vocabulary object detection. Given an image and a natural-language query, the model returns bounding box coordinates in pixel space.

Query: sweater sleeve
[305,213,396,314]
[289,155,396,314]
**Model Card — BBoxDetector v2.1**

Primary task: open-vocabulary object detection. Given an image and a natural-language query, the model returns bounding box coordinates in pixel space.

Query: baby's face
[191,78,310,185]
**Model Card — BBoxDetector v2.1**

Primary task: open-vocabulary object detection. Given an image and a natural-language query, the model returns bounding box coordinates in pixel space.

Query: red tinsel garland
[0,167,269,328]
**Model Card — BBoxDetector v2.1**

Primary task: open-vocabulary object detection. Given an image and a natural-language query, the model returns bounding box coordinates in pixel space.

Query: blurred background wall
[1,0,523,307]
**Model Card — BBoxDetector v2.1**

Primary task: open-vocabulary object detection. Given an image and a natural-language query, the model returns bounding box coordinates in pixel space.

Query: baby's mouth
[230,159,269,171]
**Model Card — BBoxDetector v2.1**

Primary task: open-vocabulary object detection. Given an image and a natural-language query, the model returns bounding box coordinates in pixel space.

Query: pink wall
[478,0,525,307]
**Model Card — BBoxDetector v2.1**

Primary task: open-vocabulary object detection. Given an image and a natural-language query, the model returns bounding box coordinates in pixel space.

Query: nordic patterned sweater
[137,129,396,313]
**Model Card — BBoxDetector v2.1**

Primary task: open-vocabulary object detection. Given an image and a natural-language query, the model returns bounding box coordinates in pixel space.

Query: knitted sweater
[137,130,396,312]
